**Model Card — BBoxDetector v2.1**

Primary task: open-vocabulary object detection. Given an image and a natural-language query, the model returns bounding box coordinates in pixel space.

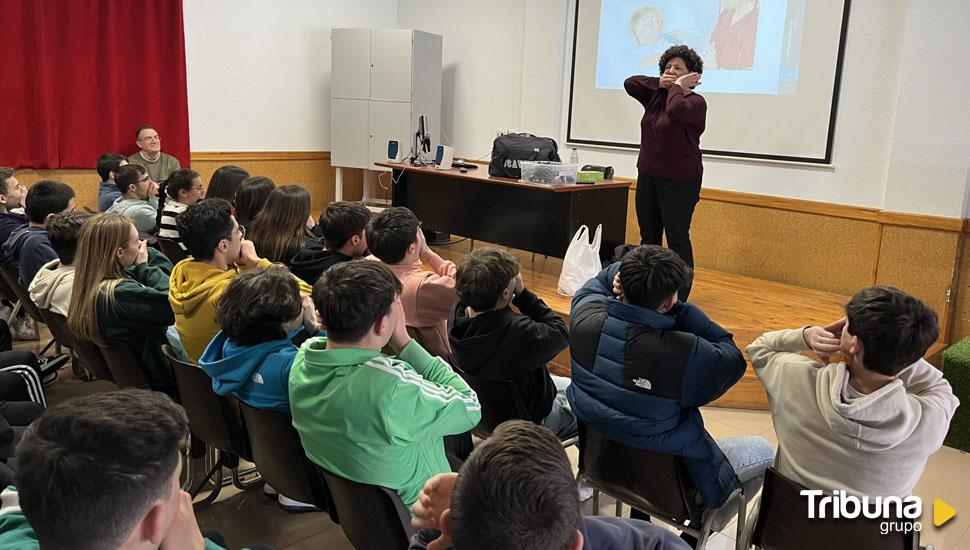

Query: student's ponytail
[155,169,200,228]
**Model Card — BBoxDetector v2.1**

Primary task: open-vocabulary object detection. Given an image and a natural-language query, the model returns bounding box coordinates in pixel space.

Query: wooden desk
[376,162,631,258]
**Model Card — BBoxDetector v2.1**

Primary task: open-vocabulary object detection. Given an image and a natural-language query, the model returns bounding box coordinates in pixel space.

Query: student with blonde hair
[67,214,176,396]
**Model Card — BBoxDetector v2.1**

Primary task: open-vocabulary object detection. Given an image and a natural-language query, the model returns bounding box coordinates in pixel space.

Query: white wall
[399,0,970,217]
[183,0,397,151]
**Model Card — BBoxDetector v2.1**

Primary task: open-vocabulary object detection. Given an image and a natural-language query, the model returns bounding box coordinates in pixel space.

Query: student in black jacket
[290,201,370,285]
[448,248,576,439]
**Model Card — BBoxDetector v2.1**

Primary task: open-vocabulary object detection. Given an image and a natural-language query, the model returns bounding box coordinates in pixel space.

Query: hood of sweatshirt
[448,304,516,374]
[199,330,295,395]
[168,259,240,319]
[2,226,45,262]
[28,259,73,310]
[816,362,921,452]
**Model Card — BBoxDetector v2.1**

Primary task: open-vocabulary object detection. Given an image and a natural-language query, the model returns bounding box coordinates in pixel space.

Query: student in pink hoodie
[366,207,457,363]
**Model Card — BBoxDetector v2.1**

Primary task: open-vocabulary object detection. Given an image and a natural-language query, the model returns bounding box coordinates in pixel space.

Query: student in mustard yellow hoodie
[168,199,310,362]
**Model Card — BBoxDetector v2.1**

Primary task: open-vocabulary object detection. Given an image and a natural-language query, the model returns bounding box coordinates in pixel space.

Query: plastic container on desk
[519,161,579,184]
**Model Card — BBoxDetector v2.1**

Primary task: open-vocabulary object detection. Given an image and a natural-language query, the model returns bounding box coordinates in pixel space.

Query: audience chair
[743,468,925,550]
[238,401,336,519]
[157,238,188,263]
[579,421,745,549]
[39,310,114,382]
[457,368,578,447]
[97,340,152,390]
[162,345,259,505]
[0,265,56,355]
[316,466,415,550]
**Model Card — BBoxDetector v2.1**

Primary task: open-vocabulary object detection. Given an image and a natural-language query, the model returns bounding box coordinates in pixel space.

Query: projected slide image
[594,0,802,94]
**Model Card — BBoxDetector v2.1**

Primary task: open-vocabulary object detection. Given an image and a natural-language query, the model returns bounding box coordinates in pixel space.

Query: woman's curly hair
[659,45,703,74]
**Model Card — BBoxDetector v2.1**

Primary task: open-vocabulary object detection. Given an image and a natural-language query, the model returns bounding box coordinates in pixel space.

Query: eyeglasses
[238,224,246,238]
[138,176,151,184]
[140,136,161,142]
[191,185,204,192]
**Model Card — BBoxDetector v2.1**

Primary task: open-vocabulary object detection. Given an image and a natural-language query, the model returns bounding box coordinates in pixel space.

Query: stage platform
[431,241,946,410]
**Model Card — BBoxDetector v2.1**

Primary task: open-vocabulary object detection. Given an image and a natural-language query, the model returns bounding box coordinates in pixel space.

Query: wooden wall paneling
[874,226,961,341]
[690,200,881,296]
[16,169,100,212]
[948,232,970,344]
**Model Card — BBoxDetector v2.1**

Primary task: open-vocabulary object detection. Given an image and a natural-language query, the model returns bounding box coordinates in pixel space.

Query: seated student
[747,285,959,498]
[3,180,76,286]
[67,214,177,397]
[367,207,458,362]
[289,260,480,508]
[567,245,773,543]
[0,389,269,549]
[95,153,128,212]
[127,125,181,184]
[200,266,320,413]
[249,184,321,265]
[234,176,276,227]
[0,167,28,247]
[448,248,575,439]
[155,169,205,251]
[0,168,33,339]
[409,420,690,550]
[205,164,250,205]
[29,212,93,317]
[106,164,159,242]
[290,200,370,284]
[170,199,311,362]
[200,266,320,512]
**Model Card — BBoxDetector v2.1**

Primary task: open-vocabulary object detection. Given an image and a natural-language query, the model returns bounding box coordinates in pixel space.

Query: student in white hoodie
[747,285,958,498]
[28,212,92,317]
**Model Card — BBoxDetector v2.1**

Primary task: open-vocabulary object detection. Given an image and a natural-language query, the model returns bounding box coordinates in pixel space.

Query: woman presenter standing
[624,45,705,300]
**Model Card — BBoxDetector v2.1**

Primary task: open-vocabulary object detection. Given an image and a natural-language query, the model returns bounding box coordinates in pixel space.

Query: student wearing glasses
[168,199,311,362]
[106,164,160,242]
[126,125,181,184]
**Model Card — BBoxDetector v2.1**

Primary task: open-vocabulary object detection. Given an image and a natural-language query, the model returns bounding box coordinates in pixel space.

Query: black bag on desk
[489,133,561,178]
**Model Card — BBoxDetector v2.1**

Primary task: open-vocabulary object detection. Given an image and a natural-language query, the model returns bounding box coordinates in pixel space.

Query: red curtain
[0,0,190,169]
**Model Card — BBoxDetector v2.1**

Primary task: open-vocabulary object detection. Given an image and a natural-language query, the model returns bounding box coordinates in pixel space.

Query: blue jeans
[541,375,578,440]
[709,435,775,531]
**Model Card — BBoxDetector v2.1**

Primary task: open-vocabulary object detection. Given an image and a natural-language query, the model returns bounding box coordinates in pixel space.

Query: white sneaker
[263,483,279,499]
[11,317,37,341]
[278,494,318,513]
[0,305,12,322]
[577,479,594,502]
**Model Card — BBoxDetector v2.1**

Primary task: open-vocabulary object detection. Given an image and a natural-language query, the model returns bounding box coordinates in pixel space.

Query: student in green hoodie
[67,214,177,397]
[289,260,481,508]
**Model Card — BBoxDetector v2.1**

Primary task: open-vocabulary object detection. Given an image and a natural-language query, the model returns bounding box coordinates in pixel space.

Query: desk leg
[335,167,343,202]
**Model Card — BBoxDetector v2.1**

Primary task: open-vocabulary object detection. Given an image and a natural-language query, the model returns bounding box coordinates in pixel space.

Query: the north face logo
[632,377,652,390]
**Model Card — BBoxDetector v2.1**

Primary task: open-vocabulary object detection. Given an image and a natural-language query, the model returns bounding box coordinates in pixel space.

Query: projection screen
[566,0,851,163]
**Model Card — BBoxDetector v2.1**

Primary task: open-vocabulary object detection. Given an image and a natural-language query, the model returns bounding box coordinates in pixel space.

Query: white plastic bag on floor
[557,224,602,296]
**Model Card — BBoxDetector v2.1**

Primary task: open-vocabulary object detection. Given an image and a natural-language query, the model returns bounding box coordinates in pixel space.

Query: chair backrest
[456,369,531,435]
[750,468,918,550]
[156,238,188,263]
[0,264,44,323]
[238,401,334,516]
[579,421,703,527]
[40,310,114,382]
[317,466,415,550]
[162,345,249,459]
[98,340,151,389]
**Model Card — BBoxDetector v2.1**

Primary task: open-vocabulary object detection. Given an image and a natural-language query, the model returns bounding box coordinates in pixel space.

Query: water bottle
[570,147,579,165]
